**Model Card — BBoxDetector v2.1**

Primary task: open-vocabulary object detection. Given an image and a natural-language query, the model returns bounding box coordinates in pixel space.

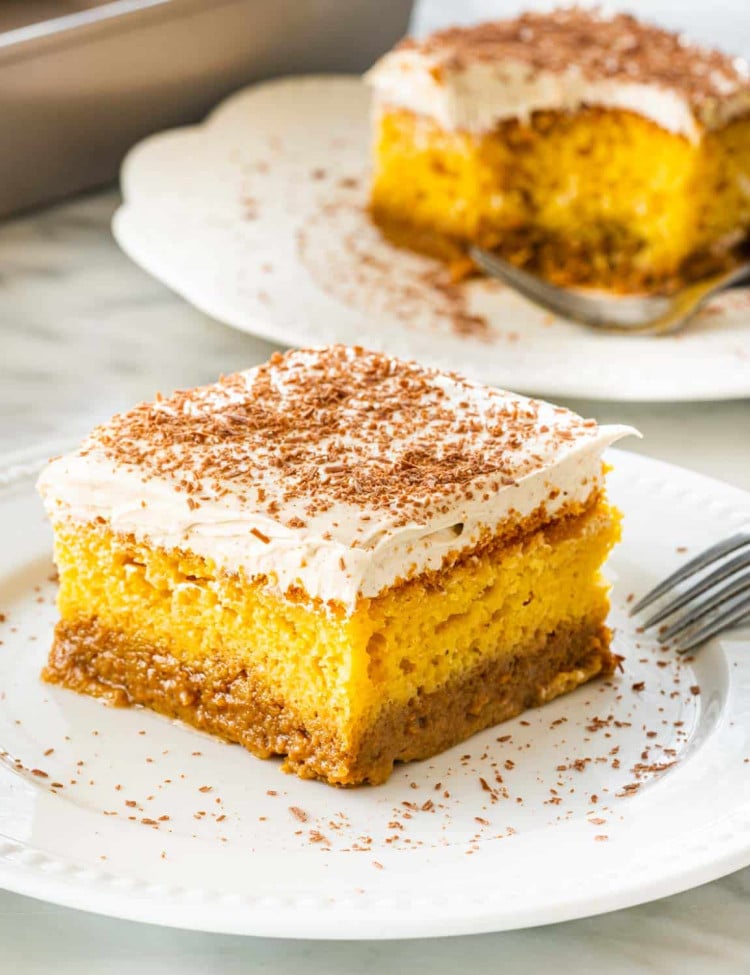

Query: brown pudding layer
[44,617,614,786]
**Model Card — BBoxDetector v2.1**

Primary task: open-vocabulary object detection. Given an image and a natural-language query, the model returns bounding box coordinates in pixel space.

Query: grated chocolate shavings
[82,346,600,531]
[396,9,750,110]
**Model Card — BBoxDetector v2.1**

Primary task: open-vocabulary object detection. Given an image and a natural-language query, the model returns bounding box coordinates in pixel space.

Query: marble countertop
[1,185,749,974]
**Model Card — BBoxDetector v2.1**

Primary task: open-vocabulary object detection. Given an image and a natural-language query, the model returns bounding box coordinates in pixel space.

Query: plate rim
[112,73,750,405]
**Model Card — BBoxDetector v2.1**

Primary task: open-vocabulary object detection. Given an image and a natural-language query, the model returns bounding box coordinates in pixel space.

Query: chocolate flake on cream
[398,10,750,107]
[38,346,636,608]
[367,9,750,139]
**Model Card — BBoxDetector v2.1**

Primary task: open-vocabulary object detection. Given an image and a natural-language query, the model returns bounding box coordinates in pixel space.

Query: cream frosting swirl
[365,11,750,141]
[38,347,637,612]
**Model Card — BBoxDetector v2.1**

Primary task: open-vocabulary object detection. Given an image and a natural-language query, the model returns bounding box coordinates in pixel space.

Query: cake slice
[366,9,750,291]
[38,346,634,785]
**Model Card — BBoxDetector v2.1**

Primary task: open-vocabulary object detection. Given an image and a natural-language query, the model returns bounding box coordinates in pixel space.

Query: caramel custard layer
[45,616,614,786]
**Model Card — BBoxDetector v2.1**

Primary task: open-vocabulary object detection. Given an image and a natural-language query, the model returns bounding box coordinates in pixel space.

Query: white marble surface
[1,184,749,975]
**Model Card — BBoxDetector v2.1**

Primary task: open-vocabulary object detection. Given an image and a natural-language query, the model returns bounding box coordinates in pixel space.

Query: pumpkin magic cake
[38,346,635,785]
[366,9,750,291]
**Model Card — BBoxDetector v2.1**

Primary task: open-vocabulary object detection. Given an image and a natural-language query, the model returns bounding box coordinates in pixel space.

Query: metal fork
[630,529,750,652]
[469,245,750,336]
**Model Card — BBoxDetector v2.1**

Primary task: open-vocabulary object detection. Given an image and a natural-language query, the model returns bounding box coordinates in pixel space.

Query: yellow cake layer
[50,497,619,744]
[370,107,750,290]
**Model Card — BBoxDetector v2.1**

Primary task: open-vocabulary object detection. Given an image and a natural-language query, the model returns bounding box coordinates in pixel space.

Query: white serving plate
[113,76,750,403]
[0,447,749,937]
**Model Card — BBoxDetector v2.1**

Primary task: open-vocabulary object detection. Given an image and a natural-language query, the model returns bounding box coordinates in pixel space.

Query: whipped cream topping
[365,11,750,140]
[38,347,636,612]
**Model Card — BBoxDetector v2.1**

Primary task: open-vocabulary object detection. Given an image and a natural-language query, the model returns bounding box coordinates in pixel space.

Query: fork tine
[468,247,589,323]
[630,531,750,616]
[658,569,750,642]
[676,597,750,653]
[641,549,750,629]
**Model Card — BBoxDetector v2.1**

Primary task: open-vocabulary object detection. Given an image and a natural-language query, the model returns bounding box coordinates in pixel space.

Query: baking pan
[0,0,413,217]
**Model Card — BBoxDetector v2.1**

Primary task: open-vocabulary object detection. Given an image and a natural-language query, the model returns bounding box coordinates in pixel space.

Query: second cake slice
[38,346,634,784]
[366,9,750,290]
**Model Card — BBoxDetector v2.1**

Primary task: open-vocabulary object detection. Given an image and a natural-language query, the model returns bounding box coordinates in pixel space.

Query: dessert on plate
[366,8,750,291]
[38,346,634,785]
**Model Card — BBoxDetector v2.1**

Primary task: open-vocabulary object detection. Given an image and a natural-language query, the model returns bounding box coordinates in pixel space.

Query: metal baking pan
[0,0,413,217]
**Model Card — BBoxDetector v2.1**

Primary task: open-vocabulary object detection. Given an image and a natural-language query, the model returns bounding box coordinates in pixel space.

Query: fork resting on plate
[630,529,750,651]
[470,246,750,336]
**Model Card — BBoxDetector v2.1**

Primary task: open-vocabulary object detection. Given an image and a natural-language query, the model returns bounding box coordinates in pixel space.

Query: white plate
[1,447,750,938]
[113,76,750,403]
